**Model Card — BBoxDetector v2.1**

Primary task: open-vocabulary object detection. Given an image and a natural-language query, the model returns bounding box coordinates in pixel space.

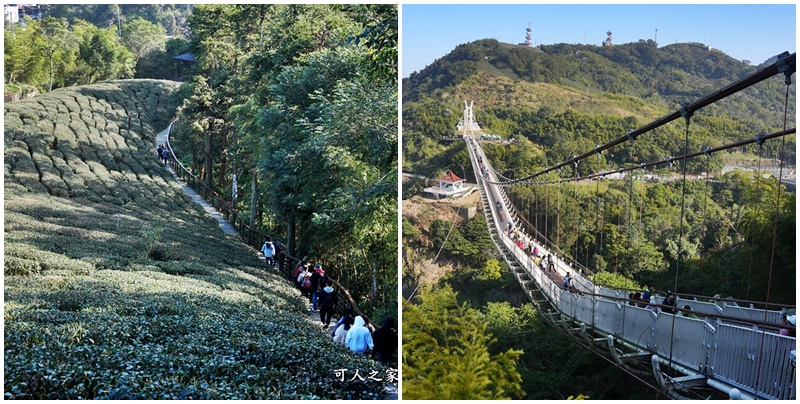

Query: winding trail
[155,127,238,236]
[155,126,398,399]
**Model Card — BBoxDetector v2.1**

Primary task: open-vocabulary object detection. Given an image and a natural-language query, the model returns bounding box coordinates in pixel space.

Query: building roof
[172,53,197,63]
[439,171,464,183]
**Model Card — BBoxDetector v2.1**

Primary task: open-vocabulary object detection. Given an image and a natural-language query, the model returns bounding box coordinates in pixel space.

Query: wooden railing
[163,121,364,316]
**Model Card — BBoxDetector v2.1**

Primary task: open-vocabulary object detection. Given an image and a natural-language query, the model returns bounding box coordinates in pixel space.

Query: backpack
[301,273,312,289]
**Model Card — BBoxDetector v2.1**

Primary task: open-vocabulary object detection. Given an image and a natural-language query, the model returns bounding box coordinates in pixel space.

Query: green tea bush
[5,80,393,399]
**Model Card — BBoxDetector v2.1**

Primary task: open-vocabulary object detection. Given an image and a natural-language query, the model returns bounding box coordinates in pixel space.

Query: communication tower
[602,30,613,47]
[518,22,533,47]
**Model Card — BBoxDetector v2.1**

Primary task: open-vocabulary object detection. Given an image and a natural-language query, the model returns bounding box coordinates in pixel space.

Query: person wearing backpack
[294,261,307,287]
[309,264,326,312]
[318,279,337,329]
[297,266,312,299]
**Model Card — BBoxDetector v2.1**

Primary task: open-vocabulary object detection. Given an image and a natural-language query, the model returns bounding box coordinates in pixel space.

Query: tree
[4,16,48,88]
[39,17,77,92]
[121,17,167,67]
[403,285,524,399]
[76,25,134,84]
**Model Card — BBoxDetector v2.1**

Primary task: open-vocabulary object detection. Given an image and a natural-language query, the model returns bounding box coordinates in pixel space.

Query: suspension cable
[668,105,693,378]
[745,137,764,301]
[492,128,795,187]
[753,62,794,398]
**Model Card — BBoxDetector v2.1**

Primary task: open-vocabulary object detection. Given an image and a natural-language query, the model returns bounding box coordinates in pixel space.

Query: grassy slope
[4,80,385,399]
[438,71,666,123]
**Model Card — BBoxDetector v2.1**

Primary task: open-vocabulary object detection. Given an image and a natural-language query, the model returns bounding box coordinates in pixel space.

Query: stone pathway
[155,127,237,236]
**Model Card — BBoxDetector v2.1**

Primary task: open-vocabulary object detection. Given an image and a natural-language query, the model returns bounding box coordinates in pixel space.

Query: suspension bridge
[464,52,796,399]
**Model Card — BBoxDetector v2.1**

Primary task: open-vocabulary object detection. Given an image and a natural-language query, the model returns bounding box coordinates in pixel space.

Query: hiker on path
[331,306,354,337]
[318,279,337,329]
[345,316,374,354]
[261,240,275,267]
[297,265,312,298]
[309,264,326,312]
[160,145,170,165]
[333,315,355,344]
[372,317,397,365]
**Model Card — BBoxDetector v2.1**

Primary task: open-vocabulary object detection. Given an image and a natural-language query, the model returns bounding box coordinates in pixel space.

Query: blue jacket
[345,316,373,354]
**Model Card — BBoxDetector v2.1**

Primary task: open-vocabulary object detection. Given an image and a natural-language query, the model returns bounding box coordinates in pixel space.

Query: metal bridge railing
[467,135,796,400]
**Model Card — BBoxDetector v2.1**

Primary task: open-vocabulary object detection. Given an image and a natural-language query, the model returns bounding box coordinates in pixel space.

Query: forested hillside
[169,4,398,325]
[4,4,191,95]
[403,39,795,175]
[402,38,795,398]
[4,80,386,399]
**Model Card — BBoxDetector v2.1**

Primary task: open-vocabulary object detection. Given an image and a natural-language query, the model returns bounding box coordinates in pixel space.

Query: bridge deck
[465,136,796,400]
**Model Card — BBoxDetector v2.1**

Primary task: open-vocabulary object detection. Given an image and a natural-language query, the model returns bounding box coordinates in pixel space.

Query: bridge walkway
[465,135,796,400]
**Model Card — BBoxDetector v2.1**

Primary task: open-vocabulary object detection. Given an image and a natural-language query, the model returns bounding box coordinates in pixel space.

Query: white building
[5,4,19,23]
[424,171,474,199]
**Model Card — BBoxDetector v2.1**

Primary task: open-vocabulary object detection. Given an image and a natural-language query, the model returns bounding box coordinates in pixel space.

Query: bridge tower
[458,100,480,136]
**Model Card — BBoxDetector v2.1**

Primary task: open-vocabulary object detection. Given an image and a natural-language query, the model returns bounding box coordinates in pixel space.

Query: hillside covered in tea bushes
[4,80,389,399]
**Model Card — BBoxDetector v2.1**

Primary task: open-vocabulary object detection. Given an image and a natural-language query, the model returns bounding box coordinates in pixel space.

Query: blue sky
[401,4,796,77]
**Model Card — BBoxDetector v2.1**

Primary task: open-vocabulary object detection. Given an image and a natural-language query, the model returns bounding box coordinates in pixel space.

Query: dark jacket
[319,286,337,309]
[372,317,398,364]
[310,270,325,290]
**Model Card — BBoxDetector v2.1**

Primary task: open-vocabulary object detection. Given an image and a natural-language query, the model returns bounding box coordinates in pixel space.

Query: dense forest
[402,208,660,399]
[169,4,398,320]
[4,5,192,95]
[402,38,795,398]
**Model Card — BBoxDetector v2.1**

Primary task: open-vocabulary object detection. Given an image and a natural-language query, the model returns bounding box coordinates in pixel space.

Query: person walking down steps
[318,279,337,329]
[261,240,275,267]
[160,144,170,165]
[309,264,327,313]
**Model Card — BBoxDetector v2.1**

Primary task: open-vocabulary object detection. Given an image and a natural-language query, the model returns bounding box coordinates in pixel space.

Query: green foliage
[4,80,390,399]
[480,258,503,280]
[592,271,640,290]
[174,5,398,317]
[122,17,167,65]
[5,5,189,93]
[403,285,525,399]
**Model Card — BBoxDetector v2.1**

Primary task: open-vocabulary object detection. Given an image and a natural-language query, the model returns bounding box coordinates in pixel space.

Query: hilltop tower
[602,30,613,47]
[518,22,533,47]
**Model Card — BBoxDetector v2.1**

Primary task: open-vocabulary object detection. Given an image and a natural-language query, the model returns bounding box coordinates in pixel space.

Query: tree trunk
[372,260,378,305]
[286,210,296,257]
[49,51,54,92]
[204,126,213,189]
[250,168,258,227]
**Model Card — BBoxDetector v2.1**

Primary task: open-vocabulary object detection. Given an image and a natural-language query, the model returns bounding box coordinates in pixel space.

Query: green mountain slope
[4,80,386,399]
[403,39,795,175]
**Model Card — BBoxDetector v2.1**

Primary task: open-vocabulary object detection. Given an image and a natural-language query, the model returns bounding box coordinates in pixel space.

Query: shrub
[4,80,394,399]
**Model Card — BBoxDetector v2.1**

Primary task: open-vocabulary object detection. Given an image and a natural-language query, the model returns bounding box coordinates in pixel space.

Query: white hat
[788,315,796,325]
